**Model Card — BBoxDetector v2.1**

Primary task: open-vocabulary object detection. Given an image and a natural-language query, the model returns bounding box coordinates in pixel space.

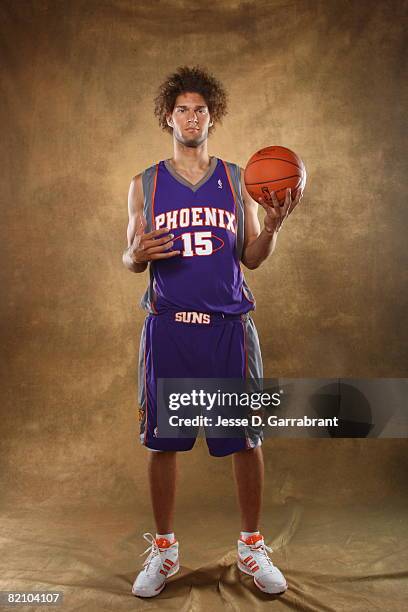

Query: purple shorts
[138,310,263,456]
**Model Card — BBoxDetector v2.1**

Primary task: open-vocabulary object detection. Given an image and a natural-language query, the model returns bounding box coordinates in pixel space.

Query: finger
[270,190,283,223]
[293,188,301,204]
[142,233,175,249]
[150,250,181,260]
[132,226,169,249]
[269,189,280,208]
[281,187,292,219]
[283,187,292,211]
[258,197,273,213]
[257,195,269,207]
[288,188,302,215]
[144,227,172,239]
[144,240,176,254]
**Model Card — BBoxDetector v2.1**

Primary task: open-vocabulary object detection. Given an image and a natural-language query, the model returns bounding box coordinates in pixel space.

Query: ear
[209,121,213,127]
[166,115,173,127]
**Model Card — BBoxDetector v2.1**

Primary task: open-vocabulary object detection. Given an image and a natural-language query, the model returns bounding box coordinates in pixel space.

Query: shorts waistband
[148,310,250,325]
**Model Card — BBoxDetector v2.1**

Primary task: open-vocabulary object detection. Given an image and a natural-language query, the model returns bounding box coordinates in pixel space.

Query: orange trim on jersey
[242,319,248,378]
[221,160,238,222]
[242,318,252,450]
[222,160,240,257]
[242,285,255,306]
[151,163,159,229]
[151,274,158,314]
[143,330,148,445]
[150,164,159,314]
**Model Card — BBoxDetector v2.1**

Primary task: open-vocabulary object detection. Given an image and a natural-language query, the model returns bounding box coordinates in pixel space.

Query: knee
[234,446,261,456]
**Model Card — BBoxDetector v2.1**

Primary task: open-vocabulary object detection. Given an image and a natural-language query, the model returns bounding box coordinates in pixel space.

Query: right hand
[127,215,181,263]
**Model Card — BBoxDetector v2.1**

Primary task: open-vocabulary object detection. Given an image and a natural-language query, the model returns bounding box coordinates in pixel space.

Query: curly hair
[154,65,228,136]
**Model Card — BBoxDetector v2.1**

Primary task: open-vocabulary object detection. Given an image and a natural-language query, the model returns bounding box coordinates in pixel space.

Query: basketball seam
[246,157,303,171]
[245,175,302,186]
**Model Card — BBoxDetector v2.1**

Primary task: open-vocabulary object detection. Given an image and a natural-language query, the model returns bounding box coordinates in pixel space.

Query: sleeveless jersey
[140,156,256,315]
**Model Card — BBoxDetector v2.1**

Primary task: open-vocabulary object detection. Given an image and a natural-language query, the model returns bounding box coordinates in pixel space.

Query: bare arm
[122,173,180,273]
[240,168,278,270]
[122,174,148,273]
[240,168,303,270]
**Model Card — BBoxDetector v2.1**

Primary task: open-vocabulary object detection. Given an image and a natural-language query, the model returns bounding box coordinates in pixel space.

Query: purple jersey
[140,156,255,315]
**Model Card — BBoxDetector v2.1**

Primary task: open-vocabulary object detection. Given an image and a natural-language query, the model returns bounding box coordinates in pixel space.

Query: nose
[187,110,199,123]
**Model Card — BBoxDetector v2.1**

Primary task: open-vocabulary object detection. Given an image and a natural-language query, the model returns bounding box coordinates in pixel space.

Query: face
[166,92,213,148]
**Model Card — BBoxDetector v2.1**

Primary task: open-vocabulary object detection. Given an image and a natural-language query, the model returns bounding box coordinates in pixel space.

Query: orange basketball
[244,145,306,207]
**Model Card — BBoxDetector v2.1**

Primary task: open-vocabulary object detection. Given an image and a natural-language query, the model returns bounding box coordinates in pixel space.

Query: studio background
[1,0,407,610]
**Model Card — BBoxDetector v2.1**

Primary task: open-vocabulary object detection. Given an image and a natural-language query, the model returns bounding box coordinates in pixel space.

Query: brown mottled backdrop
[1,1,407,610]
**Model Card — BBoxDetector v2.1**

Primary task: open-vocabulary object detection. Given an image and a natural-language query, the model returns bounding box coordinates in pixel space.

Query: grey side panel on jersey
[244,316,264,379]
[244,315,264,447]
[138,317,147,445]
[138,317,161,451]
[225,161,256,307]
[140,266,156,313]
[141,164,156,232]
[138,318,147,408]
[140,164,157,313]
[225,161,245,261]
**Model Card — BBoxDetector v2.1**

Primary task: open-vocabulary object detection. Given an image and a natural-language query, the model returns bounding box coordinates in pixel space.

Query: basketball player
[123,66,302,598]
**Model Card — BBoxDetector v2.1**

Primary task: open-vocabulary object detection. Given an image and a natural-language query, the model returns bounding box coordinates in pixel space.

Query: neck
[171,139,210,170]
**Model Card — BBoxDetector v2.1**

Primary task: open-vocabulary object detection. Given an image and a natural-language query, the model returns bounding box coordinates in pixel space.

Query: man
[122,66,302,598]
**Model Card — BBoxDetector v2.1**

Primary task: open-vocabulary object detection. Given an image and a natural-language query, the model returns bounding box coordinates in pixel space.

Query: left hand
[258,187,303,234]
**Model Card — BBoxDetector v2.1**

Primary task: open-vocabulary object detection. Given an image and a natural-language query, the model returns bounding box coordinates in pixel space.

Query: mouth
[186,127,199,132]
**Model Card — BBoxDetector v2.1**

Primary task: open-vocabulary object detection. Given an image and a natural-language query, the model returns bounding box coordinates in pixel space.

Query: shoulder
[129,161,162,196]
[223,159,245,178]
[218,160,256,207]
[218,158,241,171]
[219,159,245,186]
[132,161,161,182]
[130,171,143,185]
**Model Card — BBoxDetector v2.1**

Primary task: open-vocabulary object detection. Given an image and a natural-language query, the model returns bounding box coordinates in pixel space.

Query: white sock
[156,532,175,543]
[240,530,260,541]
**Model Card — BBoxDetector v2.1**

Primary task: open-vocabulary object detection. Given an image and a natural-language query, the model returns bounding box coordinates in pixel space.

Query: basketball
[244,145,307,207]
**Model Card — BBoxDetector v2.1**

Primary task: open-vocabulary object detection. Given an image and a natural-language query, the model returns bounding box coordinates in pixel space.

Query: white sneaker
[132,533,180,598]
[237,534,288,594]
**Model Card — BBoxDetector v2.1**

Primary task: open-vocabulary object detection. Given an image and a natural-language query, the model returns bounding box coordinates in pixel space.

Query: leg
[232,446,264,531]
[148,450,177,533]
[234,445,287,594]
[133,450,180,598]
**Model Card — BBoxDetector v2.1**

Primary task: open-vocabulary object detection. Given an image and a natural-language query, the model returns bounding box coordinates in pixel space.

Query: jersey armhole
[141,162,159,233]
[224,161,245,262]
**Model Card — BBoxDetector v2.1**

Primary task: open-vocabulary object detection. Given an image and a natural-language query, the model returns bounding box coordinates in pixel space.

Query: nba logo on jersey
[218,179,223,189]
